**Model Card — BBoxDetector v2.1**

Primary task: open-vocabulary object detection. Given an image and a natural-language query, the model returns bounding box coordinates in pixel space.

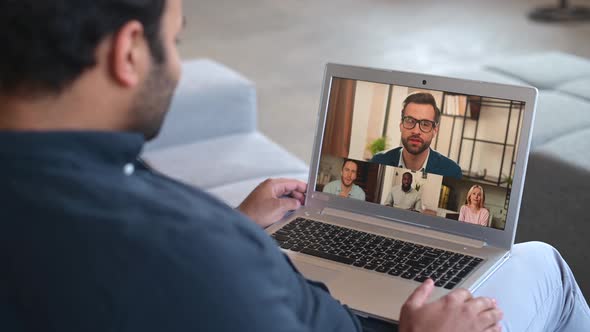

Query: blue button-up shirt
[0,131,361,332]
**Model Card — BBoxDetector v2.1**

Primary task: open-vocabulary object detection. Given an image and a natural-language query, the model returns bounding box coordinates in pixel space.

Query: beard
[341,177,353,187]
[129,62,178,141]
[401,135,431,155]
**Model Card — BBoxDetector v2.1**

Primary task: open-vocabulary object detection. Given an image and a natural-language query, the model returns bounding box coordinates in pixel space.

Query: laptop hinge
[321,207,486,249]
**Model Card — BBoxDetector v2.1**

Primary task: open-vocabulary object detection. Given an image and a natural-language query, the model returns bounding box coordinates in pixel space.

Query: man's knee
[515,241,559,255]
[517,241,557,252]
[515,241,566,277]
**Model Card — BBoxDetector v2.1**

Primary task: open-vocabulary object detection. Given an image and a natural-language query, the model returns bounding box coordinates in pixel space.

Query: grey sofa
[144,53,590,301]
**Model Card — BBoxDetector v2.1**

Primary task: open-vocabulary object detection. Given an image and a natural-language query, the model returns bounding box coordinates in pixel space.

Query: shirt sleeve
[357,187,366,201]
[459,205,466,222]
[479,208,490,227]
[414,194,422,212]
[384,191,393,206]
[323,181,336,194]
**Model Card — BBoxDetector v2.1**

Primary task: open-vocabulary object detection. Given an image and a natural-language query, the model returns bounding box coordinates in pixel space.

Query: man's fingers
[445,288,473,304]
[404,278,434,309]
[290,191,306,204]
[466,297,496,314]
[279,197,302,213]
[479,308,504,330]
[271,179,308,197]
[483,322,502,332]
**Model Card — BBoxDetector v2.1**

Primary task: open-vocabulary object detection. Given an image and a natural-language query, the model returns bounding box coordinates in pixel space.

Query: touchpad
[295,260,343,283]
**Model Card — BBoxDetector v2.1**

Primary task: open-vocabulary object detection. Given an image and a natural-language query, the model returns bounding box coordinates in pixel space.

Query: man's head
[399,93,441,156]
[340,159,359,188]
[0,0,184,140]
[401,172,413,192]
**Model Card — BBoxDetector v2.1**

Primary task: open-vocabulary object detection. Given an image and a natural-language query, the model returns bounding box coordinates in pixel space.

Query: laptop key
[273,233,290,242]
[444,282,458,290]
[459,257,472,265]
[434,280,446,287]
[408,267,423,274]
[382,261,396,268]
[300,248,354,265]
[423,252,440,259]
[401,271,417,279]
[290,245,304,252]
[388,268,402,276]
[353,261,367,267]
[384,254,397,261]
[280,242,293,250]
[462,265,474,273]
[400,246,414,252]
[364,263,378,270]
[375,266,390,273]
[371,258,385,265]
[468,260,481,267]
[414,275,429,283]
[395,263,411,271]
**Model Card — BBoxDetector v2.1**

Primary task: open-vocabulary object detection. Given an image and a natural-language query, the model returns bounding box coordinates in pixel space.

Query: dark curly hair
[402,92,441,124]
[0,0,166,96]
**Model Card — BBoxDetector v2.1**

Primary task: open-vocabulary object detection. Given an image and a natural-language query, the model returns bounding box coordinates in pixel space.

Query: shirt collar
[398,148,430,172]
[0,131,145,167]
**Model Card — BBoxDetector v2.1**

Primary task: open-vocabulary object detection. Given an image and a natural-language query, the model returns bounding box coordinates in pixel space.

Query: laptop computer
[266,63,538,323]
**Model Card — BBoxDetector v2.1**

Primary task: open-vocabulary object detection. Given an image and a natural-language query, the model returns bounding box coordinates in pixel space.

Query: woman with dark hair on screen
[459,185,490,227]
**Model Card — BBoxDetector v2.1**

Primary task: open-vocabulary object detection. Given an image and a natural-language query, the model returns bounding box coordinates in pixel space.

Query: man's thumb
[404,279,434,309]
[279,197,301,213]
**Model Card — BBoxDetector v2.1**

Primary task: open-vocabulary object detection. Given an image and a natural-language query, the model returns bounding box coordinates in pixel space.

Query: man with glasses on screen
[371,93,462,179]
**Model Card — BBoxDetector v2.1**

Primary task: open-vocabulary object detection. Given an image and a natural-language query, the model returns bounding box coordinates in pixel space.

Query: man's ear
[109,21,150,88]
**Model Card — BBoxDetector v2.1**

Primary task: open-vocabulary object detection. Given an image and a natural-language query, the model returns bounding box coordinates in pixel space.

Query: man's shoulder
[427,149,462,178]
[323,180,339,191]
[370,147,402,165]
[352,184,366,197]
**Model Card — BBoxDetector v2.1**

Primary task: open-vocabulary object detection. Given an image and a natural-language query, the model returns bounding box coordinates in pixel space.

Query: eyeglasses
[402,116,437,133]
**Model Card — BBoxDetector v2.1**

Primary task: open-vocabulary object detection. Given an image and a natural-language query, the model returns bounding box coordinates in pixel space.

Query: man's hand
[237,178,307,228]
[399,279,503,332]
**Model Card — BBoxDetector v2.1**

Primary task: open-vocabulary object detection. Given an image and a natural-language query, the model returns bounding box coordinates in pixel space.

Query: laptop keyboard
[271,218,483,290]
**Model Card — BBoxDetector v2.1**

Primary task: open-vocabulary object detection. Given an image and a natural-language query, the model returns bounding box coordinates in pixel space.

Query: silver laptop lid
[305,64,538,250]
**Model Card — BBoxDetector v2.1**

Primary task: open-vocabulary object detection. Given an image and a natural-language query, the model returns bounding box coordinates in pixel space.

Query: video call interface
[316,77,526,230]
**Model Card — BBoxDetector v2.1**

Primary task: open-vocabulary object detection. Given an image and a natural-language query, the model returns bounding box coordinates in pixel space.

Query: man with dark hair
[322,159,366,200]
[384,172,422,211]
[371,93,462,178]
[1,1,589,332]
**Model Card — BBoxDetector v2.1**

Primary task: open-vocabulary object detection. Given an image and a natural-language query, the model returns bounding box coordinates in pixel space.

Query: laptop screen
[315,77,526,231]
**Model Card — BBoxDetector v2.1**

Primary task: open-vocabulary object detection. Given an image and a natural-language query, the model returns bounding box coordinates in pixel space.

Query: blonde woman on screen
[459,185,490,227]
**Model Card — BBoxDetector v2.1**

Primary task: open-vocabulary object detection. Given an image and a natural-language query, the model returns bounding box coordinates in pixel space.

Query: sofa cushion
[143,132,308,190]
[532,128,590,173]
[145,59,257,152]
[486,52,590,89]
[530,91,590,148]
[439,68,528,86]
[557,78,590,102]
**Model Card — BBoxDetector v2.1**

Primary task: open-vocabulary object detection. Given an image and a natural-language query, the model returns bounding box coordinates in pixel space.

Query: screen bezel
[305,63,538,250]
